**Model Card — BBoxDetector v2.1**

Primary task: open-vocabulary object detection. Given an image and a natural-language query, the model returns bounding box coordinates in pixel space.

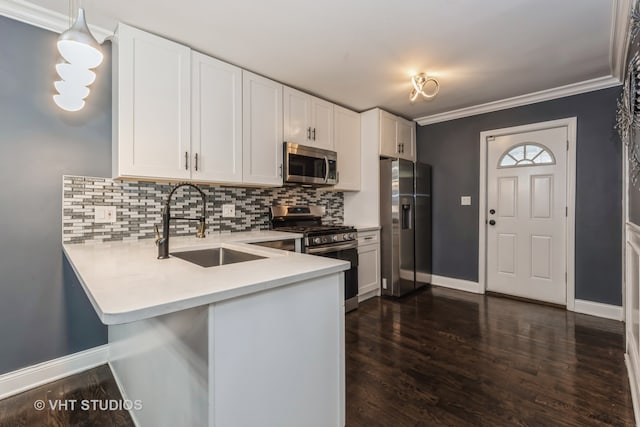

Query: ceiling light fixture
[409,73,440,102]
[53,1,103,112]
[57,8,103,68]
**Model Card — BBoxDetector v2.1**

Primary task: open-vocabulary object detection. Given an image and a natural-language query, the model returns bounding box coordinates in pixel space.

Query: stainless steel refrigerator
[380,158,432,297]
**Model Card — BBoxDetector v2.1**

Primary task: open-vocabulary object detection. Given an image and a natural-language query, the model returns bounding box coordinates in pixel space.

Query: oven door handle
[307,242,358,255]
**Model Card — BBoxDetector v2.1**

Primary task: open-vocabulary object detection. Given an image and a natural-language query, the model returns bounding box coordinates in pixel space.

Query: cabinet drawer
[357,230,379,246]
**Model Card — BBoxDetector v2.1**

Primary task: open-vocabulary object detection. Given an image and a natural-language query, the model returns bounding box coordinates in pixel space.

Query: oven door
[307,243,358,312]
[284,143,337,186]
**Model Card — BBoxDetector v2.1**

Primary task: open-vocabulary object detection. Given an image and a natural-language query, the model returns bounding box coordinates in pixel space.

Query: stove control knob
[349,233,356,240]
[332,235,339,242]
[313,237,321,245]
[343,234,349,241]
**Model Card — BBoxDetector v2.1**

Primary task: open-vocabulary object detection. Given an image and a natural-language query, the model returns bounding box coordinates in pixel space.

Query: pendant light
[55,61,97,86]
[53,1,103,112]
[57,8,103,68]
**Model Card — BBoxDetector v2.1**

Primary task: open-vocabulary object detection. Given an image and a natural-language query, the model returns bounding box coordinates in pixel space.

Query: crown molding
[611,0,633,82]
[414,75,621,126]
[0,0,112,42]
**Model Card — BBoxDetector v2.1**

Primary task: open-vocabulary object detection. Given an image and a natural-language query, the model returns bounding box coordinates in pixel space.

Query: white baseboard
[358,287,379,303]
[573,299,624,321]
[430,275,483,294]
[416,272,432,284]
[0,345,109,400]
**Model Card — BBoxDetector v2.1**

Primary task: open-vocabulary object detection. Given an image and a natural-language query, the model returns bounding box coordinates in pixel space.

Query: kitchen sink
[170,247,266,268]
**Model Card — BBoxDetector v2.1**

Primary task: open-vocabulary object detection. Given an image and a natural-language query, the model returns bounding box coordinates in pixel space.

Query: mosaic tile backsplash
[63,176,344,244]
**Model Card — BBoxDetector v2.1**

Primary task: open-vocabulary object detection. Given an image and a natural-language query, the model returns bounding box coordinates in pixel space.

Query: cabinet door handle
[279,164,283,177]
[195,153,199,171]
[307,127,311,140]
[185,152,188,170]
[364,236,374,240]
[312,128,316,141]
[337,171,340,183]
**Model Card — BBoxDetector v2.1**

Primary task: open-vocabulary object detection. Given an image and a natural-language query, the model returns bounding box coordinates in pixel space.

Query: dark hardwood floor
[0,286,634,426]
[346,287,635,426]
[0,364,134,427]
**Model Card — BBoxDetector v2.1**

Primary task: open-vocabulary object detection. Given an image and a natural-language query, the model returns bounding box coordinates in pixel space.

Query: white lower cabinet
[109,273,345,427]
[357,230,380,301]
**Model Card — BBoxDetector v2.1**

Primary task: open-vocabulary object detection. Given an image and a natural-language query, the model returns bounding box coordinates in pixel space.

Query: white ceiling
[12,0,626,120]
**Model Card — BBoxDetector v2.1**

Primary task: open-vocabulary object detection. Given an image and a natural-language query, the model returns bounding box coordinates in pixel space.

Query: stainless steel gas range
[270,206,359,312]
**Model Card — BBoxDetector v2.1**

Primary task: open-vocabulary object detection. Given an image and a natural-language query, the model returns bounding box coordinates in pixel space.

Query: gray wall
[0,16,111,375]
[417,87,622,306]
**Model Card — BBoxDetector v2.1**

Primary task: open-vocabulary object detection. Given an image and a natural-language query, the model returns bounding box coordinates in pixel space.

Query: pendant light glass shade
[57,8,103,69]
[54,80,90,99]
[55,62,96,86]
[53,94,86,112]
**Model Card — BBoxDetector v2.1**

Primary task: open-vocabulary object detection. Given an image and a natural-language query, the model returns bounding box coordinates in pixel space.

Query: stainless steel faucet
[155,183,207,259]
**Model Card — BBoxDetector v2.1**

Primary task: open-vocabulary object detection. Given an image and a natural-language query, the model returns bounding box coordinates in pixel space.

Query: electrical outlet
[94,206,117,224]
[382,278,388,289]
[222,204,236,218]
[460,196,472,206]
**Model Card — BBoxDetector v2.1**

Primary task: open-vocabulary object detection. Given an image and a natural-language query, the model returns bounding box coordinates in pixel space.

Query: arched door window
[498,143,555,168]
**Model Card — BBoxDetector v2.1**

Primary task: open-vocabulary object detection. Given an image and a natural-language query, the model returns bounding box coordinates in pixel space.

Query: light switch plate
[94,206,117,224]
[222,204,236,218]
[461,196,472,206]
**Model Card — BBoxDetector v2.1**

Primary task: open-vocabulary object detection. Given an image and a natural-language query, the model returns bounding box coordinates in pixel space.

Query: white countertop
[63,231,349,325]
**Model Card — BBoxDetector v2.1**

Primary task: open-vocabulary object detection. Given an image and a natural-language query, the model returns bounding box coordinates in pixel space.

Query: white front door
[486,126,567,304]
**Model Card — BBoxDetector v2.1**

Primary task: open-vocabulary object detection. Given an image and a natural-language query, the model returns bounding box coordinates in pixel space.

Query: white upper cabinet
[191,52,243,184]
[310,97,334,150]
[283,88,310,145]
[242,71,284,186]
[396,117,416,162]
[283,87,334,151]
[378,109,416,162]
[379,110,397,159]
[332,106,361,191]
[113,23,191,180]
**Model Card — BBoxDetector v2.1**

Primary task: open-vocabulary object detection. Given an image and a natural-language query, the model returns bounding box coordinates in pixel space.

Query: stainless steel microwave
[284,142,337,186]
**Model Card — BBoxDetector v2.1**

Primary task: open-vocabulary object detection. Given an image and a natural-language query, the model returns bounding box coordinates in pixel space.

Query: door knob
[489,220,496,226]
[489,209,495,215]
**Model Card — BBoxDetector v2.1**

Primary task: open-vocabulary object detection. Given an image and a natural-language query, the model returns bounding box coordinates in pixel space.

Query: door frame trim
[478,117,577,309]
